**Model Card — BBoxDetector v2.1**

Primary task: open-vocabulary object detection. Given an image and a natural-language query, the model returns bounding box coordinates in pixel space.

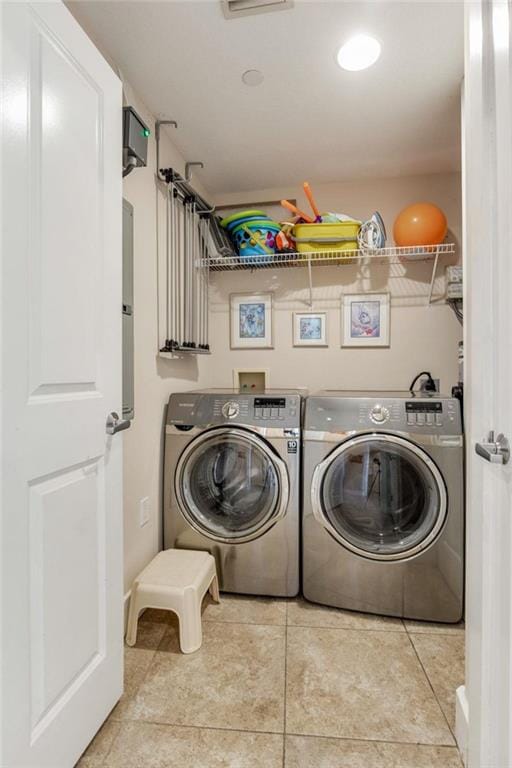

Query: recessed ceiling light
[242,69,264,86]
[337,34,381,71]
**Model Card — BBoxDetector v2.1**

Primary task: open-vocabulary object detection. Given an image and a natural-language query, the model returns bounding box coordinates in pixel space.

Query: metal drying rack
[158,168,214,355]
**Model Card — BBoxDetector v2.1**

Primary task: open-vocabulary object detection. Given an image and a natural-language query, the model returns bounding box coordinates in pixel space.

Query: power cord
[409,371,437,393]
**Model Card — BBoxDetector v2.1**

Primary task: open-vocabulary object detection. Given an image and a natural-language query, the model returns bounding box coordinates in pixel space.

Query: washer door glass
[319,435,446,559]
[178,429,285,542]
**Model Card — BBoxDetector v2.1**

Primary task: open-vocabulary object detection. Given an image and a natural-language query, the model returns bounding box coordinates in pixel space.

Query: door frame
[458,1,512,765]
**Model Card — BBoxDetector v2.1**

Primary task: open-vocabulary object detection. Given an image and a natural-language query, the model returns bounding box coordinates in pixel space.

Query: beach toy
[303,182,322,222]
[240,224,273,255]
[393,203,447,247]
[280,199,314,223]
[224,215,272,232]
[231,220,280,260]
[220,209,267,228]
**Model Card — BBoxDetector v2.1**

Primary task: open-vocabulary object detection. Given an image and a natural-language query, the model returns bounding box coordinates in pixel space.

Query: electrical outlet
[139,497,150,527]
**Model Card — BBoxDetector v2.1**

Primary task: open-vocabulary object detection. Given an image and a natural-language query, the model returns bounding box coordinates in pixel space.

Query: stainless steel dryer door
[175,427,289,543]
[311,434,447,561]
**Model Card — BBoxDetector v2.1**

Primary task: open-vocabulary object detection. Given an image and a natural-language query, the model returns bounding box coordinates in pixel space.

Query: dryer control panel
[405,400,457,427]
[304,392,462,435]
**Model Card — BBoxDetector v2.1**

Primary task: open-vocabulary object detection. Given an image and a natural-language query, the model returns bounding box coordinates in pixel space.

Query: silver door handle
[475,431,510,465]
[106,411,131,436]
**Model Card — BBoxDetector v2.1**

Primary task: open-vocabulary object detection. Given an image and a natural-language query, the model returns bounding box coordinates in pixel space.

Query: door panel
[2,3,122,766]
[30,19,102,394]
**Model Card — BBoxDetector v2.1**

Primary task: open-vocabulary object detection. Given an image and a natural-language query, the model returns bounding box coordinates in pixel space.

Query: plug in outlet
[139,497,150,527]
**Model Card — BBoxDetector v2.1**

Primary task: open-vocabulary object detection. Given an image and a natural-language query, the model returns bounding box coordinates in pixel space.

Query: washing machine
[303,391,464,622]
[164,389,302,597]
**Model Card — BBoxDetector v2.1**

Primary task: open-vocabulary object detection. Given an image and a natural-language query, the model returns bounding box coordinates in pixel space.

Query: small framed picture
[293,311,328,347]
[230,292,273,349]
[341,293,390,347]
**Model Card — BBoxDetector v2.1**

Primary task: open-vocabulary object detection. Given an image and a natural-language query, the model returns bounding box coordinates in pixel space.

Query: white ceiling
[69,0,464,194]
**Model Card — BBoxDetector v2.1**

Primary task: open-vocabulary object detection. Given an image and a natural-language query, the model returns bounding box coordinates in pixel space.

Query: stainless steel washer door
[311,434,447,561]
[175,427,289,544]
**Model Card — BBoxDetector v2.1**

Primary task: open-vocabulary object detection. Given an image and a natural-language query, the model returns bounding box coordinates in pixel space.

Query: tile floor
[77,596,464,767]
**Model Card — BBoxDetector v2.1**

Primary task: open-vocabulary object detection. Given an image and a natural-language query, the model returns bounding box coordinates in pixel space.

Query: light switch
[139,496,150,527]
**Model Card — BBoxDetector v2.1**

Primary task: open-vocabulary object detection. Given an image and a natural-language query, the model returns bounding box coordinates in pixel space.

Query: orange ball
[393,203,448,247]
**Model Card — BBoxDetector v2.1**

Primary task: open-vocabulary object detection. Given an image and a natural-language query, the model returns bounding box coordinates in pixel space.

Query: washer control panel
[370,404,390,424]
[221,401,240,419]
[254,397,296,421]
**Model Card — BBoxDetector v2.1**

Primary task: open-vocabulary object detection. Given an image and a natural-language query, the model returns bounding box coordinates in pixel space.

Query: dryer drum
[311,434,448,562]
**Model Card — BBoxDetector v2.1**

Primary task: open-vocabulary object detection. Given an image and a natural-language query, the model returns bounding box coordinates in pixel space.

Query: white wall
[204,173,462,393]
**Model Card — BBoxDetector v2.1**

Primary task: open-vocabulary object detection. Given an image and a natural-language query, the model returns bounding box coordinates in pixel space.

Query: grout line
[404,626,465,638]
[285,622,406,633]
[108,716,458,750]
[283,600,289,768]
[108,717,285,737]
[202,618,287,628]
[405,632,457,742]
[284,730,461,750]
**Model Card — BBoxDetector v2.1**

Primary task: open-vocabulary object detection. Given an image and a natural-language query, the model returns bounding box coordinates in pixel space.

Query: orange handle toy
[280,199,314,223]
[303,182,322,222]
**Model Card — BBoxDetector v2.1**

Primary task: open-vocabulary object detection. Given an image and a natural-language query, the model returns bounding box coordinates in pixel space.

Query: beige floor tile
[104,721,283,768]
[410,633,465,730]
[129,619,169,650]
[285,735,463,768]
[110,646,155,720]
[75,717,120,767]
[286,626,454,745]
[124,621,286,733]
[288,598,405,632]
[404,619,465,635]
[139,607,173,624]
[202,593,287,626]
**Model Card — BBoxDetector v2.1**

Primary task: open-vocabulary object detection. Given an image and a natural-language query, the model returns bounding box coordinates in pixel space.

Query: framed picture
[230,292,273,349]
[341,293,390,347]
[293,311,327,347]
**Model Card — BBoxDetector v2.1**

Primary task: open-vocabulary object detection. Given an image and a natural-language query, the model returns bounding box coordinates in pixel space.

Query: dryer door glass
[319,436,446,559]
[178,429,285,542]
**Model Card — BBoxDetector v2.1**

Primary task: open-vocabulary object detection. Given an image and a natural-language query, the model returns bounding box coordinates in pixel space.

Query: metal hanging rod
[155,119,178,183]
[185,161,204,182]
[159,168,215,216]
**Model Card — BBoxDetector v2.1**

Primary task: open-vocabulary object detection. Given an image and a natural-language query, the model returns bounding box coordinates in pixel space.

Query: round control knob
[222,401,240,419]
[370,404,390,424]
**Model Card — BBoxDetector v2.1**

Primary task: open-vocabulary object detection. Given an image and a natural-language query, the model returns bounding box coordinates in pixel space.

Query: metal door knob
[475,431,510,464]
[106,411,131,436]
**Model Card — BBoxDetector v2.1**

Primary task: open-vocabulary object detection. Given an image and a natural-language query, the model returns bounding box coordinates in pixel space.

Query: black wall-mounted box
[123,106,149,166]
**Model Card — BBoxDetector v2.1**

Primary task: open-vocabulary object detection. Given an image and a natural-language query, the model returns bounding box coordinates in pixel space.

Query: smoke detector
[221,0,294,20]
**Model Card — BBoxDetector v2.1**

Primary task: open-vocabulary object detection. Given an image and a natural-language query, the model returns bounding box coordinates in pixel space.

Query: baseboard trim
[123,589,131,634]
[455,684,469,766]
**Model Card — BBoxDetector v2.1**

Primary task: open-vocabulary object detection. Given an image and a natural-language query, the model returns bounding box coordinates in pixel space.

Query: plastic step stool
[126,549,219,653]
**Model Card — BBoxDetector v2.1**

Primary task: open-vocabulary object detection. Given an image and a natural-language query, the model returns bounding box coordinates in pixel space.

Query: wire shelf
[202,243,455,271]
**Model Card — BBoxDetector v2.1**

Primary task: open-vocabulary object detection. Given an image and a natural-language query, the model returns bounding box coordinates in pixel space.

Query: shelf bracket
[306,256,313,308]
[427,248,440,305]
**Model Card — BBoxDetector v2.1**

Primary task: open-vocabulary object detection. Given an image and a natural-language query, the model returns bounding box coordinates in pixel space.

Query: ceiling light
[337,34,381,71]
[242,69,264,86]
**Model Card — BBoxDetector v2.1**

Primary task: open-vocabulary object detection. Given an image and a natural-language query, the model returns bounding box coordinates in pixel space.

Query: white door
[463,1,512,766]
[1,2,123,766]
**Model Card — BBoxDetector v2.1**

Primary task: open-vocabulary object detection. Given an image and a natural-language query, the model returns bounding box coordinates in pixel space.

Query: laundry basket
[292,221,361,256]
